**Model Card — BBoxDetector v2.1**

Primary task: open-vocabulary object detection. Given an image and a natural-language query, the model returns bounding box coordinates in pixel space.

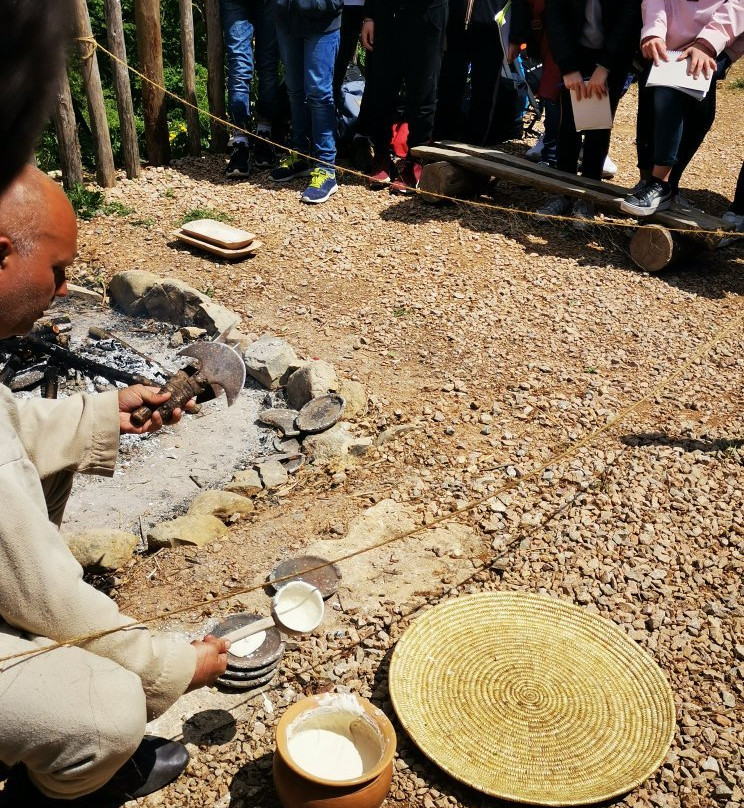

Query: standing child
[271,0,343,203]
[622,0,743,216]
[537,0,641,227]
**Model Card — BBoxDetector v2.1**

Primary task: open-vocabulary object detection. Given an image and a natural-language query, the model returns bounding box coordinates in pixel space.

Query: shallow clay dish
[217,666,280,691]
[212,612,285,671]
[269,555,341,600]
[296,394,345,434]
[180,219,256,249]
[222,658,281,681]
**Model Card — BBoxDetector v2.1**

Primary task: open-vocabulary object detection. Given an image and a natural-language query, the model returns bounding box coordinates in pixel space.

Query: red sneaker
[390,160,421,194]
[368,158,393,190]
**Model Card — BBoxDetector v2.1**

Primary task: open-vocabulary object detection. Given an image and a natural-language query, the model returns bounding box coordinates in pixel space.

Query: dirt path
[70,70,744,808]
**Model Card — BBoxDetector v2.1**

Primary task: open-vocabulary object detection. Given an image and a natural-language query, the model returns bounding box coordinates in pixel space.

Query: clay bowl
[273,693,396,808]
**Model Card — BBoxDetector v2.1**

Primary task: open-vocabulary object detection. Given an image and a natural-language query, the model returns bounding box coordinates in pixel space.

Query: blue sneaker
[300,168,338,204]
[269,152,311,183]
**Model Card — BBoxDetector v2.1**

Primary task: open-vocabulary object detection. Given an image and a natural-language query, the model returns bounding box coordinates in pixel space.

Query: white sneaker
[525,135,544,162]
[601,155,617,179]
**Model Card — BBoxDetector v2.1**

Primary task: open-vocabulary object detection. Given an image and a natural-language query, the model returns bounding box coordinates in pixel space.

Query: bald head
[0,166,77,338]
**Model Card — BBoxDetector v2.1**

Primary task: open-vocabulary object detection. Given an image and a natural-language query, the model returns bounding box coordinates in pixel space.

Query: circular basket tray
[389,592,675,806]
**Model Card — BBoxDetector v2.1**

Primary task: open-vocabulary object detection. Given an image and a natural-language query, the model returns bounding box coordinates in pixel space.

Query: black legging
[333,5,365,102]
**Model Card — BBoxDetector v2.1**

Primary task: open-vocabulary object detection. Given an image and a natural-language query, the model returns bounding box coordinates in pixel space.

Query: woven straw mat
[388,592,675,806]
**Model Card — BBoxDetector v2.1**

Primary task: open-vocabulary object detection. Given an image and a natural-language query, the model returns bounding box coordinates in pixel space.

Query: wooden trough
[412,142,733,273]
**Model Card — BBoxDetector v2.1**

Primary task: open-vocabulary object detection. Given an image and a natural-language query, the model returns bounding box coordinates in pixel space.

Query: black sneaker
[0,737,189,807]
[225,141,251,178]
[620,178,671,217]
[253,136,277,168]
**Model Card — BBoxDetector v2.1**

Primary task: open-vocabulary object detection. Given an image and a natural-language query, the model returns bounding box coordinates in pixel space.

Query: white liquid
[274,582,323,632]
[229,632,266,657]
[288,728,365,781]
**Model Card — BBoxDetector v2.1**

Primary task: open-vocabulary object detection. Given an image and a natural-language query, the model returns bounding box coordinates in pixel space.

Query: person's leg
[333,5,365,102]
[402,0,448,150]
[252,0,280,166]
[271,23,312,180]
[556,85,582,175]
[301,29,340,202]
[635,65,653,183]
[668,80,717,193]
[0,639,146,800]
[730,161,744,215]
[579,66,625,180]
[432,14,469,141]
[220,0,254,175]
[465,24,502,146]
[540,98,560,167]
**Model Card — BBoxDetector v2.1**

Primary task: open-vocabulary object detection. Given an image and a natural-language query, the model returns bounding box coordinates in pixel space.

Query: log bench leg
[629,224,703,272]
[418,161,487,204]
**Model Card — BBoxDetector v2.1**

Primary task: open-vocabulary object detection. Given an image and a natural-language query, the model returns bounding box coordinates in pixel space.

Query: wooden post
[72,0,116,187]
[205,0,228,153]
[629,225,702,273]
[104,0,141,178]
[52,71,84,190]
[135,0,170,165]
[179,0,201,156]
[419,161,487,204]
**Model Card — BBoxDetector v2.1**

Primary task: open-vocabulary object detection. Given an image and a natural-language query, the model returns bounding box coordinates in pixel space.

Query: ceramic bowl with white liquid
[273,692,397,808]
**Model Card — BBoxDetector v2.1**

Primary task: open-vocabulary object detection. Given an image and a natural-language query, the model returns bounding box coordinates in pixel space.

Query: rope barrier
[1,307,741,667]
[76,36,743,240]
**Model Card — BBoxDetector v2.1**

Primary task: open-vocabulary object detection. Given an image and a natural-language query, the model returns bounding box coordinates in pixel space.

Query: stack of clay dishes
[212,612,285,691]
[172,218,263,260]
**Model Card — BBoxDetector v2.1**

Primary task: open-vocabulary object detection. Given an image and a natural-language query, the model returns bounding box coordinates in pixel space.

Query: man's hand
[188,634,230,691]
[563,71,586,100]
[361,19,374,51]
[678,44,716,80]
[641,36,668,66]
[118,384,188,435]
[586,65,609,99]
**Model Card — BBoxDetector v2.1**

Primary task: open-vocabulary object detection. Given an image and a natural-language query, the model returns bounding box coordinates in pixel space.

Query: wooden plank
[104,0,141,178]
[179,0,201,156]
[52,70,84,190]
[436,140,728,237]
[205,0,228,153]
[73,0,116,187]
[135,0,170,166]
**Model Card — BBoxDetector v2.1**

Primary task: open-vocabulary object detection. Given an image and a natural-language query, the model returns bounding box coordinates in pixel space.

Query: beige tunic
[0,385,197,718]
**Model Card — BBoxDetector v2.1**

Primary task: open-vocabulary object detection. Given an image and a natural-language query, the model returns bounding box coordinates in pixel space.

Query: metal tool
[130,341,246,426]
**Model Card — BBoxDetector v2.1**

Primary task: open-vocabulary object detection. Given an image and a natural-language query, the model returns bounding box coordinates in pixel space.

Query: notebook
[570,91,613,131]
[646,51,713,100]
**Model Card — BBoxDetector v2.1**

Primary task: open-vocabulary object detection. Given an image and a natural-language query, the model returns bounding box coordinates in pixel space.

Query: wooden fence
[56,0,228,189]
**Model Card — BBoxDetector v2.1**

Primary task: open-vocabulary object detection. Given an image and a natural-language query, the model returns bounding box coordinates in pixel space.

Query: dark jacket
[276,0,343,36]
[364,0,448,19]
[543,0,641,75]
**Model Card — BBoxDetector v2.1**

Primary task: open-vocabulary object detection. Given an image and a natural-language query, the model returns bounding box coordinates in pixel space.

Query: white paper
[646,50,712,100]
[570,92,613,131]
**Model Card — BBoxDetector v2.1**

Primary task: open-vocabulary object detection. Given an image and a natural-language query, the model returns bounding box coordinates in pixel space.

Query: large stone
[64,529,138,571]
[345,499,417,546]
[286,360,338,409]
[147,514,228,549]
[188,490,254,521]
[338,379,367,418]
[244,335,300,389]
[109,270,161,315]
[225,469,264,496]
[302,422,372,463]
[108,272,239,336]
[256,459,288,489]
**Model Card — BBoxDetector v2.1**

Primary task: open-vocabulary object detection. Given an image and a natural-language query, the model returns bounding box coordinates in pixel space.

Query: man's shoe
[368,157,393,189]
[536,194,572,222]
[269,152,311,183]
[389,160,421,194]
[300,168,338,204]
[671,192,697,213]
[620,178,672,217]
[225,141,251,178]
[351,134,374,172]
[525,135,544,162]
[253,136,277,168]
[0,737,189,807]
[571,199,595,230]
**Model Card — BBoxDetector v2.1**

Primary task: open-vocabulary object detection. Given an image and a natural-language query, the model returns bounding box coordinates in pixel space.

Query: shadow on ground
[621,432,744,453]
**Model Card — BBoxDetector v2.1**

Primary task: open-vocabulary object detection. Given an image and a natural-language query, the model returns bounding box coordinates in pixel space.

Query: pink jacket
[641,0,744,54]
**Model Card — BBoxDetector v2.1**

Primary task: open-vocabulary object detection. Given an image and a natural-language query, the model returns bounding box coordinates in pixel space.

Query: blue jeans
[276,24,339,170]
[220,0,279,133]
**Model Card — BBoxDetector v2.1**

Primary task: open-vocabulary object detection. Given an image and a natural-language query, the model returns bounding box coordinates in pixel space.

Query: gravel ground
[66,70,744,808]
